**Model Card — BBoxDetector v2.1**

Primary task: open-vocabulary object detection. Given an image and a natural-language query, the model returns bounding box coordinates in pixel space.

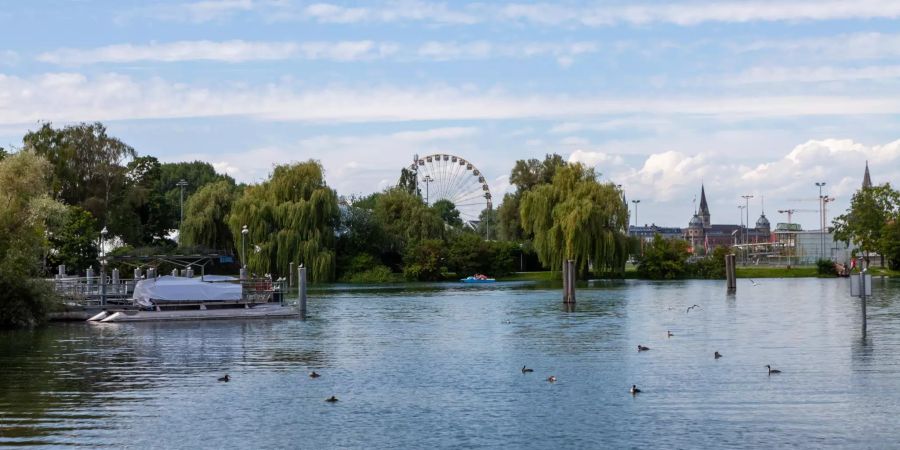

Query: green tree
[23,122,136,226]
[113,156,175,246]
[47,206,100,273]
[159,161,235,224]
[373,188,444,252]
[180,180,237,251]
[475,206,499,240]
[403,239,446,281]
[0,147,7,160]
[228,161,339,282]
[833,183,900,266]
[519,163,629,278]
[447,233,516,277]
[0,150,65,328]
[636,235,691,279]
[431,199,463,227]
[497,154,567,243]
[880,219,900,270]
[397,167,420,196]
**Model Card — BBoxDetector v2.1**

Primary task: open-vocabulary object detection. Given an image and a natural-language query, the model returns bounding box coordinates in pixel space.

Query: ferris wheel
[410,153,492,223]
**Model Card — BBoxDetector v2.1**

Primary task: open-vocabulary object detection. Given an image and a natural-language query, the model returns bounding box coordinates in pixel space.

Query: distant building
[629,224,683,242]
[683,184,770,253]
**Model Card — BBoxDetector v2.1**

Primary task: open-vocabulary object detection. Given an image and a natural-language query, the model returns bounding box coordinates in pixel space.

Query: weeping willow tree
[228,161,339,282]
[519,163,629,278]
[180,180,237,251]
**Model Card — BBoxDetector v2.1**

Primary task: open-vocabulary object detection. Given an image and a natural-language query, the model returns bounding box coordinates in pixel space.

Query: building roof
[756,214,770,228]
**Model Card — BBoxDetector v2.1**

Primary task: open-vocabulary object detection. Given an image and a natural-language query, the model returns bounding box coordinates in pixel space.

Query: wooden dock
[84,303,300,323]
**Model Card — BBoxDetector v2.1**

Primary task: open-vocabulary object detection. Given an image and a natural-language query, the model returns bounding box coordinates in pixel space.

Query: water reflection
[2,278,900,448]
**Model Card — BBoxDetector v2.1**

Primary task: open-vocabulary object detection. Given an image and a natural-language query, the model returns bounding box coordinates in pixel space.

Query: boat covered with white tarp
[132,275,242,305]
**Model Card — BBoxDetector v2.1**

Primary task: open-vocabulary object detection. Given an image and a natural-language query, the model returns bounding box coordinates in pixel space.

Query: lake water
[2,278,900,448]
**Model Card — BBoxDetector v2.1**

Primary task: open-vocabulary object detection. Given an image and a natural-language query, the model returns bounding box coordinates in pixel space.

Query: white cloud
[4,72,900,126]
[37,40,395,65]
[568,150,625,167]
[416,41,599,66]
[390,127,479,141]
[740,32,900,60]
[726,65,900,84]
[302,1,479,24]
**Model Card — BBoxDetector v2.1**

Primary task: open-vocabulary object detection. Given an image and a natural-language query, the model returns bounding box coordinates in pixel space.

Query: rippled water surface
[3,278,900,448]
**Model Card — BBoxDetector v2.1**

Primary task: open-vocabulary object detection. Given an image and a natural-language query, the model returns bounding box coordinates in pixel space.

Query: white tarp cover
[132,276,242,303]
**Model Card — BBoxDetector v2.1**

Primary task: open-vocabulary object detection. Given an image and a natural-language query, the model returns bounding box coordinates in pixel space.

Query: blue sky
[2,0,899,229]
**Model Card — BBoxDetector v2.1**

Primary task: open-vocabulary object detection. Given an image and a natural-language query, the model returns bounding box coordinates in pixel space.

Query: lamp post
[823,195,835,260]
[631,199,640,228]
[99,226,108,258]
[816,182,826,260]
[741,195,754,247]
[738,205,745,264]
[176,179,188,231]
[423,175,434,206]
[241,225,249,268]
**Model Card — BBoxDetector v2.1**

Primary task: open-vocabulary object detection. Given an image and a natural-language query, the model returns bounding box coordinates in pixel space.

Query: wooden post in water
[726,254,737,293]
[289,262,294,288]
[860,268,867,339]
[563,259,576,304]
[298,264,307,319]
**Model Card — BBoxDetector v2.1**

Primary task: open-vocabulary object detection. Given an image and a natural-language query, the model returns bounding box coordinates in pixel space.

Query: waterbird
[686,304,701,313]
[309,371,320,378]
[715,351,722,359]
[638,345,650,352]
[547,376,557,383]
[766,365,782,374]
[667,331,674,338]
[218,374,230,382]
[522,365,534,373]
[325,396,339,402]
[630,385,641,394]
[749,279,760,286]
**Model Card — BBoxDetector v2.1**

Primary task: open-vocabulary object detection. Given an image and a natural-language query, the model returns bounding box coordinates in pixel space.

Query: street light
[741,195,754,246]
[176,179,189,231]
[816,182,826,260]
[100,226,108,258]
[423,175,434,206]
[631,199,640,228]
[241,225,249,268]
[738,205,745,264]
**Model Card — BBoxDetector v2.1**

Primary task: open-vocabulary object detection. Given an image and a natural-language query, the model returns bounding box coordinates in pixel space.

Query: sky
[1,0,899,229]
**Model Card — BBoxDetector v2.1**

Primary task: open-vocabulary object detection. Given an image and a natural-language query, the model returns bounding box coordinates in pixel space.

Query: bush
[0,275,56,329]
[688,246,729,279]
[403,239,446,281]
[346,266,398,283]
[816,258,837,276]
[636,235,690,279]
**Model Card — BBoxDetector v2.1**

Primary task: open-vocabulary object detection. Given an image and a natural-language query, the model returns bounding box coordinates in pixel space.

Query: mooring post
[726,254,737,293]
[563,259,576,304]
[100,266,107,307]
[298,264,307,319]
[860,267,867,339]
[58,264,65,279]
[86,266,94,292]
[289,262,295,288]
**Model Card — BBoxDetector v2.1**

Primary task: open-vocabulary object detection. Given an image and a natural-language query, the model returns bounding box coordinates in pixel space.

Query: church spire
[862,160,872,189]
[698,184,711,228]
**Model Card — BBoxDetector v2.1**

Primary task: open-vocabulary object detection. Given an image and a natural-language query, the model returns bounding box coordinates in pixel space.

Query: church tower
[862,160,872,189]
[698,184,711,229]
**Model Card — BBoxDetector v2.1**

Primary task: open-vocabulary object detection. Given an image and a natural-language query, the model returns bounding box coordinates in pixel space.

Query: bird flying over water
[686,305,701,313]
[749,279,759,286]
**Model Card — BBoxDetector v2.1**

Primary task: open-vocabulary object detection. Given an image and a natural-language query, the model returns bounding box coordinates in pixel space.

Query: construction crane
[777,208,817,225]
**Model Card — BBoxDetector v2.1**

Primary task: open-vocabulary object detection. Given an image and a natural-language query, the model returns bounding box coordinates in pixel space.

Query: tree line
[1,123,637,327]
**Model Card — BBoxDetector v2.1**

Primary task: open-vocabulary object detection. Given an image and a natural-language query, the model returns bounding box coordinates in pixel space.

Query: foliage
[833,183,900,264]
[113,156,175,246]
[636,235,691,279]
[373,188,444,251]
[475,207,499,241]
[497,154,568,243]
[431,199,463,227]
[496,193,524,241]
[335,204,390,275]
[447,233,516,277]
[47,206,100,273]
[339,254,397,283]
[0,150,62,328]
[882,219,900,270]
[519,163,629,278]
[180,180,237,251]
[228,161,339,282]
[403,239,446,281]
[159,161,236,225]
[23,122,136,228]
[0,147,6,160]
[397,167,420,196]
[816,258,837,276]
[688,246,728,279]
